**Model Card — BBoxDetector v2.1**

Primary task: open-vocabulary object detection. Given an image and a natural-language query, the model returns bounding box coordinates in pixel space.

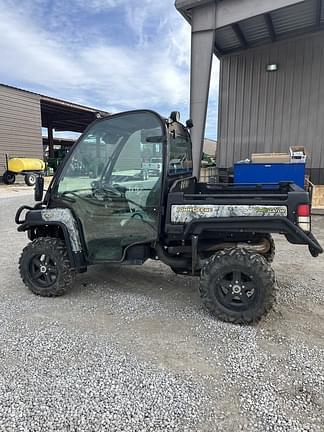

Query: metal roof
[176,0,324,56]
[0,84,109,133]
[0,84,108,115]
[175,0,213,8]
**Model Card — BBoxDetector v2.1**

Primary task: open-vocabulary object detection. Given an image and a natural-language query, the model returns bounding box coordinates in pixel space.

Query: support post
[190,28,215,179]
[48,126,54,159]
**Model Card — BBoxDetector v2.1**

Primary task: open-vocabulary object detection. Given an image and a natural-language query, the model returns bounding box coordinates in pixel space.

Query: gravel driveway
[0,189,323,431]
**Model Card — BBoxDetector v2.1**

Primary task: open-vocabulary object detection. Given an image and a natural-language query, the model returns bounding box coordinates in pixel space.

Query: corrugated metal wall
[218,31,324,184]
[0,85,43,173]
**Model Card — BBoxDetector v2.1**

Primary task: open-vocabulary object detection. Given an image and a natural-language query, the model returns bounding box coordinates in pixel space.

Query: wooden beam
[316,0,322,27]
[232,23,247,49]
[264,13,276,42]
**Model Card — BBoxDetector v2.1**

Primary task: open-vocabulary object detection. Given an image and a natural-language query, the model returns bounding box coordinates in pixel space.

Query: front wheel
[24,173,36,186]
[200,248,276,324]
[19,237,75,297]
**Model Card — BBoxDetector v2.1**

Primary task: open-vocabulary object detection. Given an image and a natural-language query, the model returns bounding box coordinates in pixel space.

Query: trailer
[3,154,45,186]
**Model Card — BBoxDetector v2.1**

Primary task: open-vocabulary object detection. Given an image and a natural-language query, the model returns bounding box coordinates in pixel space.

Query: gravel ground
[0,188,323,431]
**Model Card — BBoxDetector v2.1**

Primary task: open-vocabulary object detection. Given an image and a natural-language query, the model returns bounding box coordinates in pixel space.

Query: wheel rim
[29,254,58,287]
[29,175,36,184]
[215,268,258,311]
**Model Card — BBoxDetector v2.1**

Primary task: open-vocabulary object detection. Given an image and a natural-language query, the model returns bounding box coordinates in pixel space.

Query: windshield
[55,111,165,196]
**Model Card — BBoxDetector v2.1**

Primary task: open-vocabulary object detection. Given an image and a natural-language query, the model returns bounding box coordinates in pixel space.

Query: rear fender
[168,216,323,257]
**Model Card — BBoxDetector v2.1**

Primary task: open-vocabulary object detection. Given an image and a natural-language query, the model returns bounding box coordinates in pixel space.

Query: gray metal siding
[0,85,42,173]
[218,31,324,183]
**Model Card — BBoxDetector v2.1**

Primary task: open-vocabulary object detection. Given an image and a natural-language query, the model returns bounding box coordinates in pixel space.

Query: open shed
[0,84,109,176]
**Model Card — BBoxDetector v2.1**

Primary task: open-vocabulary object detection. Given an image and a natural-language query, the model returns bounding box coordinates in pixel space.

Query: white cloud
[0,1,189,104]
[75,0,127,12]
[0,8,89,89]
[78,42,190,108]
[0,0,219,138]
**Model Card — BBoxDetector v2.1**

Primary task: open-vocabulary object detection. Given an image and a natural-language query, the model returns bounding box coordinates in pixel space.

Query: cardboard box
[289,146,307,162]
[251,153,290,163]
[311,184,324,209]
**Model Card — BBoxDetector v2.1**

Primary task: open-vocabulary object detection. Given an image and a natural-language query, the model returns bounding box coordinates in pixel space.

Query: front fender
[16,207,86,270]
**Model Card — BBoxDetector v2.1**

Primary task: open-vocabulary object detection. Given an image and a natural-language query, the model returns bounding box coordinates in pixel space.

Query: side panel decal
[171,204,288,224]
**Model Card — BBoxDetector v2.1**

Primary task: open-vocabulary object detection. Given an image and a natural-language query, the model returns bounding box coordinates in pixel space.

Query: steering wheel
[130,211,144,220]
[91,180,123,197]
[103,184,124,196]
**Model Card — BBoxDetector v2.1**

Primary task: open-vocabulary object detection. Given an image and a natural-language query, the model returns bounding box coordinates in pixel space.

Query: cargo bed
[165,177,323,256]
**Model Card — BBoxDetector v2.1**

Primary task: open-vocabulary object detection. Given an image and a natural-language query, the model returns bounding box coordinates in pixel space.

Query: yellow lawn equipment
[3,154,45,186]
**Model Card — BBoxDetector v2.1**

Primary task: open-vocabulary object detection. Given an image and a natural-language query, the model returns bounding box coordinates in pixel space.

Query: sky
[0,0,219,139]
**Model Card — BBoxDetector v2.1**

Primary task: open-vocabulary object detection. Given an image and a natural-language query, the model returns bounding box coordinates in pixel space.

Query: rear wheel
[200,248,276,324]
[19,237,75,297]
[3,171,16,185]
[24,173,36,186]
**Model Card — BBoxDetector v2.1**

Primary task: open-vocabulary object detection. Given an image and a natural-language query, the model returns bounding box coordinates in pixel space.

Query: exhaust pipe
[154,243,189,268]
[155,238,270,269]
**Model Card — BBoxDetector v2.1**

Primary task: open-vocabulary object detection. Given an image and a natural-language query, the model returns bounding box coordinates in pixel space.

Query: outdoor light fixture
[266,63,279,72]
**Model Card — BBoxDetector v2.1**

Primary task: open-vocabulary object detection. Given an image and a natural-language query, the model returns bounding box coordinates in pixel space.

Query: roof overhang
[175,0,324,56]
[40,98,108,133]
[0,84,109,133]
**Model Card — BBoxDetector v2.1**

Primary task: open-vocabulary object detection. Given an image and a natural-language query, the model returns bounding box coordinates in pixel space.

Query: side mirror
[34,175,44,202]
[186,119,193,129]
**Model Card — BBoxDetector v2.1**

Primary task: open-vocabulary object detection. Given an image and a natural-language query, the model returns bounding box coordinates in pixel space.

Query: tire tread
[19,237,74,297]
[200,248,276,324]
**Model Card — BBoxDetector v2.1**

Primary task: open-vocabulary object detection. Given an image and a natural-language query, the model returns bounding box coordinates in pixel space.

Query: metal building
[176,0,324,183]
[0,84,108,176]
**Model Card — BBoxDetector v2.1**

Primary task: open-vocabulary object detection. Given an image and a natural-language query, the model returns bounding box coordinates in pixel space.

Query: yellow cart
[3,154,45,186]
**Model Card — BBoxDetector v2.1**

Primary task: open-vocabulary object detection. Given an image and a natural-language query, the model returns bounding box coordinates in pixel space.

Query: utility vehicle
[16,110,323,324]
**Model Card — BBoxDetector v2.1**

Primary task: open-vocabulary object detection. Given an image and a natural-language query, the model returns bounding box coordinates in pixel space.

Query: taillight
[296,204,311,231]
[297,204,310,217]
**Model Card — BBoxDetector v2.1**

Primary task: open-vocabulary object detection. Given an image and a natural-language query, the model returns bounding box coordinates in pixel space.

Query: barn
[0,84,108,179]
